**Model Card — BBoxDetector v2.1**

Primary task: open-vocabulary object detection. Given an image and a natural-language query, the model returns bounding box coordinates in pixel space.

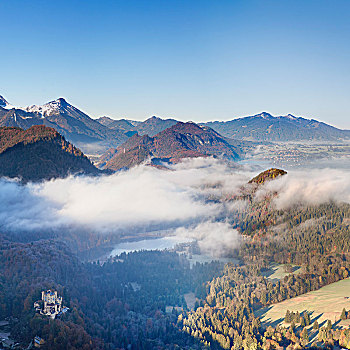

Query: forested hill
[248,168,287,185]
[102,121,241,171]
[0,125,100,182]
[179,171,350,349]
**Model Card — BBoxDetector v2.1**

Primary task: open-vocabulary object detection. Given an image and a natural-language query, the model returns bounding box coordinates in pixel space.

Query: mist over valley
[1,1,350,348]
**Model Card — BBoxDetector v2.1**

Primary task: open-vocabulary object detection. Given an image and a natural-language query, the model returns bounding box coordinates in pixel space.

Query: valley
[1,96,350,350]
[1,159,350,349]
[2,2,350,349]
[244,141,350,169]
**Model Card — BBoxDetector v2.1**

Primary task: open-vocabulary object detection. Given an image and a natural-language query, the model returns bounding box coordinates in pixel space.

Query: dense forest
[0,237,223,349]
[1,170,350,349]
[0,125,99,182]
[178,188,350,349]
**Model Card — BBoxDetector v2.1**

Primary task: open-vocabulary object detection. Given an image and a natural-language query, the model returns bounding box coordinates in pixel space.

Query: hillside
[202,112,350,141]
[103,121,240,171]
[105,145,153,170]
[0,96,129,153]
[0,125,99,181]
[248,168,287,185]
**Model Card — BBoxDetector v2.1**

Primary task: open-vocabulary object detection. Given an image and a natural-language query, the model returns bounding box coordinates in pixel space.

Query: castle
[34,290,69,319]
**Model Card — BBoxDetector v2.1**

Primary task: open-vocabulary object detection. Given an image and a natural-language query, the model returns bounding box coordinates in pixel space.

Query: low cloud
[2,159,349,257]
[175,221,241,257]
[256,168,350,209]
[35,167,219,232]
[0,158,250,238]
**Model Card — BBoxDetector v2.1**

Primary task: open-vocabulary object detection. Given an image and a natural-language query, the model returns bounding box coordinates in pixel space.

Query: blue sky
[1,0,349,128]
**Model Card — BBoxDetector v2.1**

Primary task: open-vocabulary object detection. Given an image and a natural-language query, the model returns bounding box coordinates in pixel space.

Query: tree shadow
[309,311,323,324]
[255,305,273,318]
[262,316,285,328]
[333,318,342,329]
[260,267,275,279]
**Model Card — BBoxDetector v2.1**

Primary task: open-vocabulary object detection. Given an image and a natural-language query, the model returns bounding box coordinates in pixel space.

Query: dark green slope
[0,125,100,182]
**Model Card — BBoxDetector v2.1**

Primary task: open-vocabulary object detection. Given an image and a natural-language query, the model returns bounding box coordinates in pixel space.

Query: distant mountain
[0,125,99,182]
[131,116,178,137]
[0,96,129,153]
[96,116,140,132]
[4,93,348,150]
[0,104,43,129]
[97,115,178,137]
[202,112,350,141]
[96,116,115,127]
[103,121,240,171]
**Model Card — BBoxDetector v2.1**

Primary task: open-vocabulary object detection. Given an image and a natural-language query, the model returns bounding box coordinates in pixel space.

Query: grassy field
[256,278,350,328]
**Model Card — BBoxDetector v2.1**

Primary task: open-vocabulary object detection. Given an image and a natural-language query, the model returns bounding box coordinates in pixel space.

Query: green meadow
[257,278,350,327]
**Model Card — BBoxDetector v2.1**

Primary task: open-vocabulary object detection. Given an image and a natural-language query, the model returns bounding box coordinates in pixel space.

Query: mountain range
[202,112,350,141]
[0,125,99,182]
[97,115,177,137]
[96,116,140,135]
[1,94,350,165]
[0,96,129,153]
[101,121,241,171]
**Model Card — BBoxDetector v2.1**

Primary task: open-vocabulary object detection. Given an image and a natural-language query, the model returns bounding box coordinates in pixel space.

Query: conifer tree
[304,312,311,326]
[301,327,309,343]
[341,308,347,320]
[285,310,291,323]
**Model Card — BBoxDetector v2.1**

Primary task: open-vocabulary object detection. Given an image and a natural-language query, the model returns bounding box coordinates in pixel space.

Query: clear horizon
[1,0,350,128]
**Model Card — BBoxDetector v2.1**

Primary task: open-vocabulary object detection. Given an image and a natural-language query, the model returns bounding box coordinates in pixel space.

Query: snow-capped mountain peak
[25,98,71,116]
[0,95,9,108]
[285,114,298,120]
[254,112,273,120]
[0,95,16,109]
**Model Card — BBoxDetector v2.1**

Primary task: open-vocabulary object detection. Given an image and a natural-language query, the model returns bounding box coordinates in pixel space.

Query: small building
[33,336,45,348]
